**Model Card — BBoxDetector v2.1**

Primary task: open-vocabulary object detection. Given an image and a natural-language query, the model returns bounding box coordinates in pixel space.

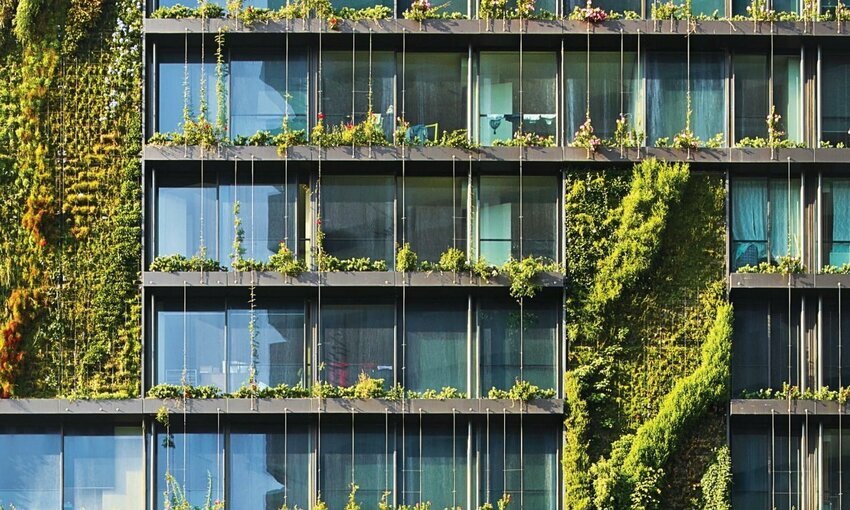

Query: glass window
[321,52,395,139]
[0,426,60,509]
[478,175,558,265]
[566,0,641,13]
[230,422,310,510]
[730,420,770,510]
[821,296,850,391]
[155,174,218,262]
[405,300,468,393]
[156,304,226,388]
[157,56,220,134]
[730,178,801,270]
[480,419,557,510]
[219,171,298,264]
[322,175,394,264]
[822,423,850,510]
[321,303,395,387]
[157,0,287,7]
[733,54,801,143]
[404,176,467,263]
[228,305,305,390]
[399,0,467,16]
[686,0,724,15]
[479,298,558,393]
[823,178,850,267]
[731,295,800,394]
[233,51,309,136]
[733,0,798,15]
[401,417,468,509]
[156,428,223,510]
[402,53,468,142]
[320,419,390,509]
[64,426,144,510]
[646,52,725,145]
[565,51,641,141]
[478,52,557,146]
[822,54,850,146]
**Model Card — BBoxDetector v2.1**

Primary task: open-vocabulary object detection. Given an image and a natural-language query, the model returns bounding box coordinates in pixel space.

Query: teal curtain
[830,180,850,265]
[822,54,850,146]
[402,418,468,509]
[320,420,389,509]
[769,180,801,260]
[688,0,723,15]
[405,300,467,393]
[731,179,768,269]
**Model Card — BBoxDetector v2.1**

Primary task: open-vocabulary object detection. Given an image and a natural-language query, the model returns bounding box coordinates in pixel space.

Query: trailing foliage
[698,446,732,510]
[149,254,225,272]
[147,383,223,400]
[736,255,805,274]
[501,256,561,301]
[487,379,556,400]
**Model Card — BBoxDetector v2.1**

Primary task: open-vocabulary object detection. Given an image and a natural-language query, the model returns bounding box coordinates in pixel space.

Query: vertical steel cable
[284,408,289,506]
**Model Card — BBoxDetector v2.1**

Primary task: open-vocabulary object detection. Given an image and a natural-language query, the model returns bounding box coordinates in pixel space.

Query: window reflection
[0,426,60,509]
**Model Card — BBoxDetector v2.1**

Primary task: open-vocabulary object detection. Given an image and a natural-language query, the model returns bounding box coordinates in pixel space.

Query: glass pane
[730,421,770,509]
[822,424,850,509]
[157,58,219,134]
[565,51,640,141]
[479,175,557,265]
[647,53,725,144]
[732,300,769,393]
[689,0,723,15]
[321,52,395,139]
[730,179,768,269]
[219,171,298,264]
[478,52,557,146]
[402,53,468,139]
[321,303,395,387]
[405,299,468,393]
[822,54,850,146]
[322,175,394,263]
[157,0,287,7]
[399,0,467,16]
[769,180,801,260]
[156,429,223,510]
[823,179,850,266]
[734,0,798,14]
[64,426,144,510]
[230,423,310,510]
[156,179,218,261]
[404,176,467,262]
[0,426,60,509]
[775,55,802,143]
[228,305,305,391]
[566,0,641,13]
[821,295,850,390]
[231,56,286,137]
[479,298,557,393]
[320,419,390,509]
[401,417,467,509]
[480,418,557,509]
[733,54,801,143]
[156,306,226,388]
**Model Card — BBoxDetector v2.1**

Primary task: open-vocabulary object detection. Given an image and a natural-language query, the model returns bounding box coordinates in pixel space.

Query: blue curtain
[831,181,850,265]
[769,180,801,260]
[731,180,767,268]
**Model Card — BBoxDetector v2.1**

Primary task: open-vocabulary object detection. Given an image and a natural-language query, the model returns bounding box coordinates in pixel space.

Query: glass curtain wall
[156,428,223,510]
[320,419,390,509]
[321,52,395,139]
[227,306,306,390]
[156,54,219,134]
[321,175,394,264]
[401,53,467,143]
[646,52,726,145]
[0,426,60,508]
[404,299,468,393]
[157,303,226,388]
[401,417,468,509]
[478,298,558,393]
[157,0,286,6]
[733,54,802,143]
[477,175,558,265]
[730,177,802,270]
[565,51,641,141]
[403,176,467,263]
[822,422,850,509]
[231,51,309,136]
[321,303,395,387]
[731,418,803,510]
[733,0,798,15]
[64,426,144,510]
[822,54,850,146]
[478,52,557,146]
[155,172,217,262]
[566,0,641,12]
[823,178,850,267]
[821,295,850,391]
[230,422,311,510]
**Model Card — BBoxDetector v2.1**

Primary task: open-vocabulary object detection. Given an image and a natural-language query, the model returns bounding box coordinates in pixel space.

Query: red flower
[318,112,325,121]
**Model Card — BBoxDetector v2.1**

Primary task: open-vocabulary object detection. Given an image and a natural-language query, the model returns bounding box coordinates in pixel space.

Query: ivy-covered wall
[0,0,141,398]
[563,160,729,509]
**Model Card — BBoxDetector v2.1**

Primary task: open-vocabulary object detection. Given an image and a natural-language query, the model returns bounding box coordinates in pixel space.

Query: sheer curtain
[769,180,801,260]
[731,179,767,268]
[831,180,850,265]
[405,300,468,393]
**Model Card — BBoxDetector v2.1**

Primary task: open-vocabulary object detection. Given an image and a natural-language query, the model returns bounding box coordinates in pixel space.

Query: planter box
[143,271,228,287]
[60,399,143,415]
[729,272,796,289]
[323,271,395,286]
[731,398,845,415]
[228,271,319,286]
[0,399,62,414]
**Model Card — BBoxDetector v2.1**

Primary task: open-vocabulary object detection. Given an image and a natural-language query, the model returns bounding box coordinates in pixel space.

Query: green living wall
[563,160,730,509]
[0,0,141,398]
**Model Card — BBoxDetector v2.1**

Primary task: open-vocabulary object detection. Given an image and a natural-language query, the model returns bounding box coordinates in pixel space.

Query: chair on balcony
[405,123,439,145]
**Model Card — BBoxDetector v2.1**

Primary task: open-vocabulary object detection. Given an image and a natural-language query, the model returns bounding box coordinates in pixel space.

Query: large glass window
[478,52,557,146]
[731,296,800,394]
[403,176,467,263]
[320,420,390,509]
[156,428,223,510]
[321,303,395,387]
[405,300,468,393]
[157,0,286,7]
[64,426,144,510]
[157,55,220,134]
[155,173,217,262]
[733,54,801,143]
[646,52,725,145]
[157,304,226,388]
[399,0,467,15]
[730,420,771,510]
[321,52,395,139]
[565,51,641,141]
[478,175,558,265]
[823,178,850,267]
[730,177,801,270]
[566,0,641,12]
[231,55,287,137]
[821,296,850,391]
[822,54,850,146]
[322,175,394,264]
[230,423,310,510]
[822,423,850,510]
[480,419,558,510]
[401,417,468,509]
[733,0,798,15]
[0,426,60,508]
[402,53,468,143]
[228,305,305,390]
[479,298,558,393]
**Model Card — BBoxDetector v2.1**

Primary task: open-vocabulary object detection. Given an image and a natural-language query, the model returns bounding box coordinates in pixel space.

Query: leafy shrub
[147,384,223,399]
[487,379,556,401]
[438,247,468,272]
[407,386,466,399]
[396,243,418,272]
[268,244,306,276]
[736,255,804,274]
[502,256,562,301]
[149,254,224,272]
